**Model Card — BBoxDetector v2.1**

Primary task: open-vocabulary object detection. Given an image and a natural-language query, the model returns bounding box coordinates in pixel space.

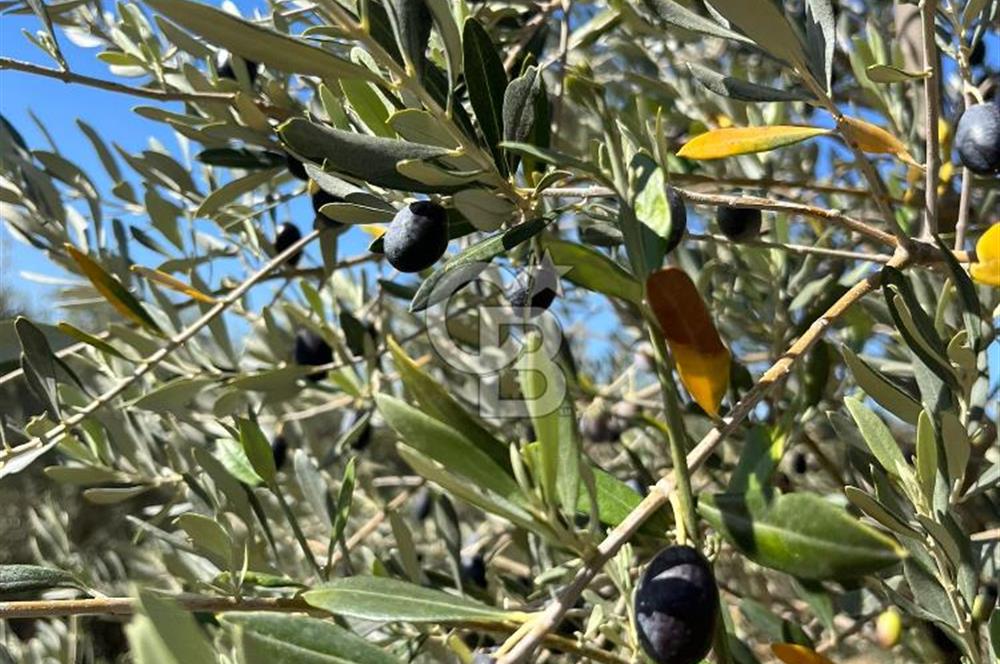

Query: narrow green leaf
[223,612,400,664]
[644,0,753,43]
[0,564,78,594]
[146,0,380,83]
[65,244,163,335]
[376,394,521,501]
[518,331,579,512]
[841,346,921,424]
[408,215,552,312]
[687,63,813,102]
[844,486,920,538]
[541,238,642,304]
[915,411,938,501]
[462,17,508,174]
[239,418,277,485]
[137,590,216,664]
[866,64,930,83]
[386,0,432,76]
[175,513,232,569]
[844,396,909,477]
[699,491,906,580]
[304,576,528,623]
[386,336,509,470]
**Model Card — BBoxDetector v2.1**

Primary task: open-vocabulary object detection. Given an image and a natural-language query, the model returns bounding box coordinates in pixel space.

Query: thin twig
[687,233,895,263]
[921,0,941,239]
[0,595,314,620]
[495,251,911,663]
[541,185,897,246]
[0,57,235,104]
[0,229,327,477]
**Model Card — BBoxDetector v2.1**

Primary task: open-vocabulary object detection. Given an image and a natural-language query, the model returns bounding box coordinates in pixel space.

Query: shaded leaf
[0,564,78,594]
[841,346,921,424]
[239,418,277,485]
[462,17,508,174]
[866,64,930,83]
[644,0,753,43]
[844,396,909,477]
[687,63,813,102]
[279,118,459,193]
[702,0,809,69]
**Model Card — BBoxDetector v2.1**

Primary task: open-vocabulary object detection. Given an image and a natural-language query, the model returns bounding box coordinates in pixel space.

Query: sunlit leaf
[676,126,830,160]
[970,223,1000,287]
[839,116,921,168]
[65,244,163,335]
[646,267,730,416]
[131,266,217,303]
[771,643,834,664]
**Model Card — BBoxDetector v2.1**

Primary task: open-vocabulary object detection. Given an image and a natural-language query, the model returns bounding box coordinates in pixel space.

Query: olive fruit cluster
[955,102,1000,176]
[294,330,333,382]
[716,205,762,241]
[634,545,718,664]
[383,201,449,273]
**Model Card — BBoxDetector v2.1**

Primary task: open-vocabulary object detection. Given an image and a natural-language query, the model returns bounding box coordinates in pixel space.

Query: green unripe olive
[635,545,718,664]
[274,223,303,267]
[955,102,1000,175]
[383,201,449,273]
[972,582,997,623]
[716,205,762,242]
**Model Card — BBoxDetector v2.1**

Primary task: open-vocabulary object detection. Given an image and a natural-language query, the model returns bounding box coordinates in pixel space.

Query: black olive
[274,223,303,267]
[716,206,762,242]
[461,553,487,588]
[382,201,449,273]
[665,186,688,254]
[955,102,1000,176]
[634,545,719,664]
[293,330,333,382]
[286,154,309,181]
[271,435,288,470]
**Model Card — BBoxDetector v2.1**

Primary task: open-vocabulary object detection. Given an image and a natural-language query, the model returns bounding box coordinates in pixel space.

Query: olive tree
[0,0,998,662]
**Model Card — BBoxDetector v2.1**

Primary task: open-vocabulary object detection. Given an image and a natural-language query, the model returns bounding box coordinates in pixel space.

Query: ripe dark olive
[970,39,985,68]
[216,50,259,85]
[274,223,303,267]
[635,545,718,664]
[581,410,619,443]
[791,451,808,475]
[461,554,487,588]
[716,206,762,241]
[286,154,308,181]
[311,187,343,219]
[507,266,558,315]
[665,186,687,254]
[411,488,432,521]
[955,103,1000,175]
[271,435,288,470]
[383,201,449,273]
[294,330,333,382]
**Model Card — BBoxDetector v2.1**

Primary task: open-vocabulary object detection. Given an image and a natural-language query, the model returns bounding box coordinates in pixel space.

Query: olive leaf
[303,576,530,624]
[643,0,753,43]
[703,0,810,70]
[463,17,509,175]
[223,613,400,664]
[699,491,906,580]
[803,0,835,91]
[677,126,831,160]
[0,564,79,595]
[840,346,921,424]
[541,238,642,304]
[279,118,461,193]
[386,0,432,77]
[687,63,813,102]
[64,244,164,335]
[146,0,380,84]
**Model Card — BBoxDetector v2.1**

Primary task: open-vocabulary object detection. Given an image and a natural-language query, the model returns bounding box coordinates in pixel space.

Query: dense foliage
[0,0,998,663]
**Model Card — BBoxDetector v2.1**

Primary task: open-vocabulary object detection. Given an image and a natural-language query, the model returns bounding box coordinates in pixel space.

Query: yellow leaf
[130,266,217,303]
[839,116,922,168]
[65,244,163,335]
[771,643,835,664]
[646,268,730,416]
[676,126,830,160]
[359,224,386,238]
[970,223,1000,287]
